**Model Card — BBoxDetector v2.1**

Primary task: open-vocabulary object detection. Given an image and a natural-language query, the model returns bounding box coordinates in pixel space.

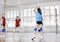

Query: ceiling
[0,0,60,14]
[0,0,60,10]
[0,0,60,5]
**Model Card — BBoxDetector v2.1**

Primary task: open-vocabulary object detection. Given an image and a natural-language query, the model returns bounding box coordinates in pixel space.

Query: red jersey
[15,19,21,26]
[2,16,6,24]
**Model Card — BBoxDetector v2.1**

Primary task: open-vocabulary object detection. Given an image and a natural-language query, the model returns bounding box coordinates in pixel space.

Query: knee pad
[38,27,43,32]
[34,28,37,31]
[2,29,6,32]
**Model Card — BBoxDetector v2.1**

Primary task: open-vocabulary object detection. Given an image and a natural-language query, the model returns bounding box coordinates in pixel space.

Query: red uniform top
[2,16,6,24]
[15,19,21,26]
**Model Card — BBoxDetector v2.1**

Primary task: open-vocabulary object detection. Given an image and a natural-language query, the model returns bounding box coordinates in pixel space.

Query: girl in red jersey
[14,16,21,32]
[15,16,21,28]
[1,15,6,32]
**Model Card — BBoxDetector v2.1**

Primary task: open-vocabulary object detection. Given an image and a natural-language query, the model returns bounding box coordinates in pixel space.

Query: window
[55,5,59,14]
[6,10,19,27]
[31,8,35,16]
[50,6,55,15]
[50,16,56,26]
[44,16,50,26]
[28,9,31,16]
[57,16,60,26]
[24,9,27,17]
[45,6,50,15]
[21,8,36,27]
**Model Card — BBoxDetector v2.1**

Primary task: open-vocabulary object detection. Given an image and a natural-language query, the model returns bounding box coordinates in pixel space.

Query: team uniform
[15,19,21,27]
[35,11,43,32]
[36,11,43,24]
[31,11,43,40]
[14,19,21,32]
[2,16,6,26]
[2,16,6,32]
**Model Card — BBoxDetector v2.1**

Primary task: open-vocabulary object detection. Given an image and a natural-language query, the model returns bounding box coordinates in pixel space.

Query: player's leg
[16,26,20,32]
[1,24,6,37]
[31,27,37,40]
[14,26,18,32]
[38,24,43,42]
[13,26,18,37]
[2,24,6,32]
[31,24,39,40]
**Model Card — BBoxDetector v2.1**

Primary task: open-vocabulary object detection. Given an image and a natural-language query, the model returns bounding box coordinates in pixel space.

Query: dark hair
[37,8,42,15]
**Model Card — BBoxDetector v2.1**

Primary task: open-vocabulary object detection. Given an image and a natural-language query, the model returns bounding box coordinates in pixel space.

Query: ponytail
[37,8,42,15]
